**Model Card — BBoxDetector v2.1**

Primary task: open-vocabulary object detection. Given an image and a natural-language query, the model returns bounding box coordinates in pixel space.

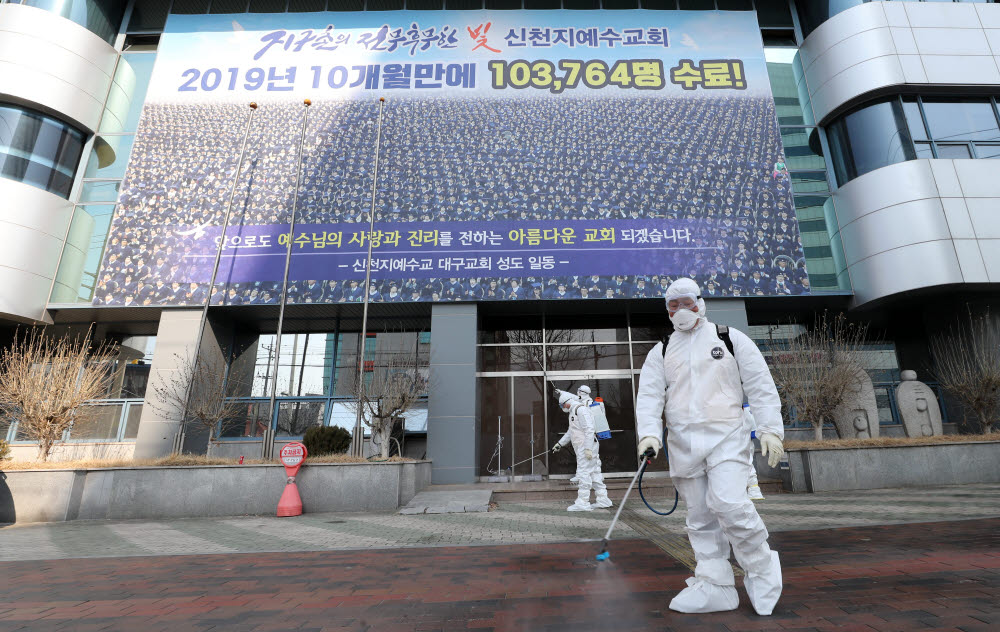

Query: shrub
[0,438,10,462]
[302,426,351,456]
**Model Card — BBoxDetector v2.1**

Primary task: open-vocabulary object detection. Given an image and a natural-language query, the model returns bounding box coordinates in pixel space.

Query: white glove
[637,436,661,460]
[759,433,784,469]
[584,449,593,460]
[551,444,561,454]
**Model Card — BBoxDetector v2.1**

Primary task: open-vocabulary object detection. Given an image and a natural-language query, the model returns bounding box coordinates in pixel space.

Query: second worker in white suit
[552,390,612,511]
[635,278,785,616]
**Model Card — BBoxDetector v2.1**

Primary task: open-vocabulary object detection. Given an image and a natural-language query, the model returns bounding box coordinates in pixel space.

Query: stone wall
[0,461,431,524]
[784,441,1000,492]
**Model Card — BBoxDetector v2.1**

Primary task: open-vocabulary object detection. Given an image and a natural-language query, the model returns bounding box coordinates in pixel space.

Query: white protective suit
[744,404,764,500]
[556,391,611,511]
[635,279,784,616]
[569,385,594,486]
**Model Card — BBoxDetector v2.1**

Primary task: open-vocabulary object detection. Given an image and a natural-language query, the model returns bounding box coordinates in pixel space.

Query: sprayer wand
[596,447,656,561]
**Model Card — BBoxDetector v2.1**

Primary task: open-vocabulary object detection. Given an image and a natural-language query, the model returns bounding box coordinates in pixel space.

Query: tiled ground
[1,483,998,562]
[0,517,997,631]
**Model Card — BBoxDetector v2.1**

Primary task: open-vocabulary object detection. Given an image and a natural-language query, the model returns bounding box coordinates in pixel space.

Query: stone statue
[832,362,880,439]
[895,370,943,438]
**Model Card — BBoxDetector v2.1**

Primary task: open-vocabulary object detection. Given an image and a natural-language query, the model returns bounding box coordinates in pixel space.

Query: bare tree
[345,353,427,459]
[930,311,1000,434]
[764,312,877,442]
[152,353,249,446]
[0,328,119,461]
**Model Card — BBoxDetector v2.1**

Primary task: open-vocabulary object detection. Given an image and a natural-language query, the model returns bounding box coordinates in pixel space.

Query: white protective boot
[669,558,739,614]
[742,548,782,616]
[593,490,613,508]
[567,487,593,512]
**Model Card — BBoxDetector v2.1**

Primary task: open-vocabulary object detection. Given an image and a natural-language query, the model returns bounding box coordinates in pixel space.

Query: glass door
[545,374,639,475]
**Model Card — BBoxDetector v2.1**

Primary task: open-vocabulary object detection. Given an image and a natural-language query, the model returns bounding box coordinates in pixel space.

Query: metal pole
[268,99,312,449]
[352,97,386,457]
[530,413,534,476]
[176,102,257,453]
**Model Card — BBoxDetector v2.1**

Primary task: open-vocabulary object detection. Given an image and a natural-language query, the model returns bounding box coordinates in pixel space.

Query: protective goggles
[666,293,700,312]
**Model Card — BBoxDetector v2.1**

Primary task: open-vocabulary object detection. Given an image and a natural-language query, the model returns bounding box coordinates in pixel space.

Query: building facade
[0,0,996,481]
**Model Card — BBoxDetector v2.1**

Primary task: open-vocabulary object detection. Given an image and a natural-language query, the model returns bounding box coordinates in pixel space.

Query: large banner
[95,10,809,307]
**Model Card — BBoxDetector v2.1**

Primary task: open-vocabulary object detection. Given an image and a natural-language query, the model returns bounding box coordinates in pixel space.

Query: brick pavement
[0,517,997,631]
[1,483,997,562]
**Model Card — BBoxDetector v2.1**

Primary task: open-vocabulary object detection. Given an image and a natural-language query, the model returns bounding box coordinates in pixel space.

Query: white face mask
[669,308,700,332]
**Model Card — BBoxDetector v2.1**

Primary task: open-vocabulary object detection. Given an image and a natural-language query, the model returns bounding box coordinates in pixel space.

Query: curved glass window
[0,104,86,199]
[828,95,1000,185]
[18,0,126,45]
[827,99,915,185]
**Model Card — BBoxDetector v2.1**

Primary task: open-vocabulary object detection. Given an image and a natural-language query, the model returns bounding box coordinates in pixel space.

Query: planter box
[0,460,431,524]
[784,441,1000,493]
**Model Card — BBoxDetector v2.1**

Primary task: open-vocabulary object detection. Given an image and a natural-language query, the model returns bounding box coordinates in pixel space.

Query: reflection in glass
[0,104,85,198]
[902,98,927,141]
[123,403,143,439]
[546,345,632,371]
[479,346,544,372]
[974,144,1000,159]
[478,377,511,476]
[790,171,830,194]
[512,376,545,476]
[86,135,135,180]
[921,99,1000,142]
[936,144,972,159]
[779,128,825,171]
[545,315,628,343]
[220,401,272,438]
[80,181,122,203]
[51,205,116,303]
[546,378,638,474]
[22,0,126,44]
[827,99,915,185]
[914,142,935,160]
[276,400,325,437]
[70,404,123,440]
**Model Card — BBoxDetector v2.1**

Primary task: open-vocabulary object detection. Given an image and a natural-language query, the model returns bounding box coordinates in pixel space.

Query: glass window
[276,400,325,437]
[70,403,123,440]
[755,0,794,28]
[366,0,404,8]
[102,53,158,134]
[249,0,288,11]
[921,98,1000,142]
[51,204,115,304]
[22,0,126,44]
[678,0,715,9]
[80,180,121,202]
[479,346,543,372]
[171,0,211,13]
[827,99,915,185]
[0,104,86,199]
[122,402,143,438]
[546,345,632,371]
[85,135,135,180]
[127,0,169,32]
[717,0,753,9]
[545,315,628,343]
[902,98,928,142]
[974,144,1000,159]
[935,143,973,159]
[795,0,865,39]
[780,128,826,171]
[914,142,934,160]
[564,0,600,8]
[790,170,830,194]
[288,0,326,10]
[211,0,251,13]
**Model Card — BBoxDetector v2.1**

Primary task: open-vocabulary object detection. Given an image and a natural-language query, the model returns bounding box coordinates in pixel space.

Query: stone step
[491,478,783,502]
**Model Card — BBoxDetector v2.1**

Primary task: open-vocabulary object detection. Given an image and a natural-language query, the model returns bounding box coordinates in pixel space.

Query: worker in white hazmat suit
[744,404,765,501]
[569,385,593,486]
[552,390,612,511]
[635,278,785,616]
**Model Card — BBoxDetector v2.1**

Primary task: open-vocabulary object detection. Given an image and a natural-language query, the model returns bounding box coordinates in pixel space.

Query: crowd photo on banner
[93,92,808,307]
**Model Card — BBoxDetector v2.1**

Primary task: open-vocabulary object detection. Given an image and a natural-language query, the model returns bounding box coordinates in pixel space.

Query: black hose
[638,426,679,516]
